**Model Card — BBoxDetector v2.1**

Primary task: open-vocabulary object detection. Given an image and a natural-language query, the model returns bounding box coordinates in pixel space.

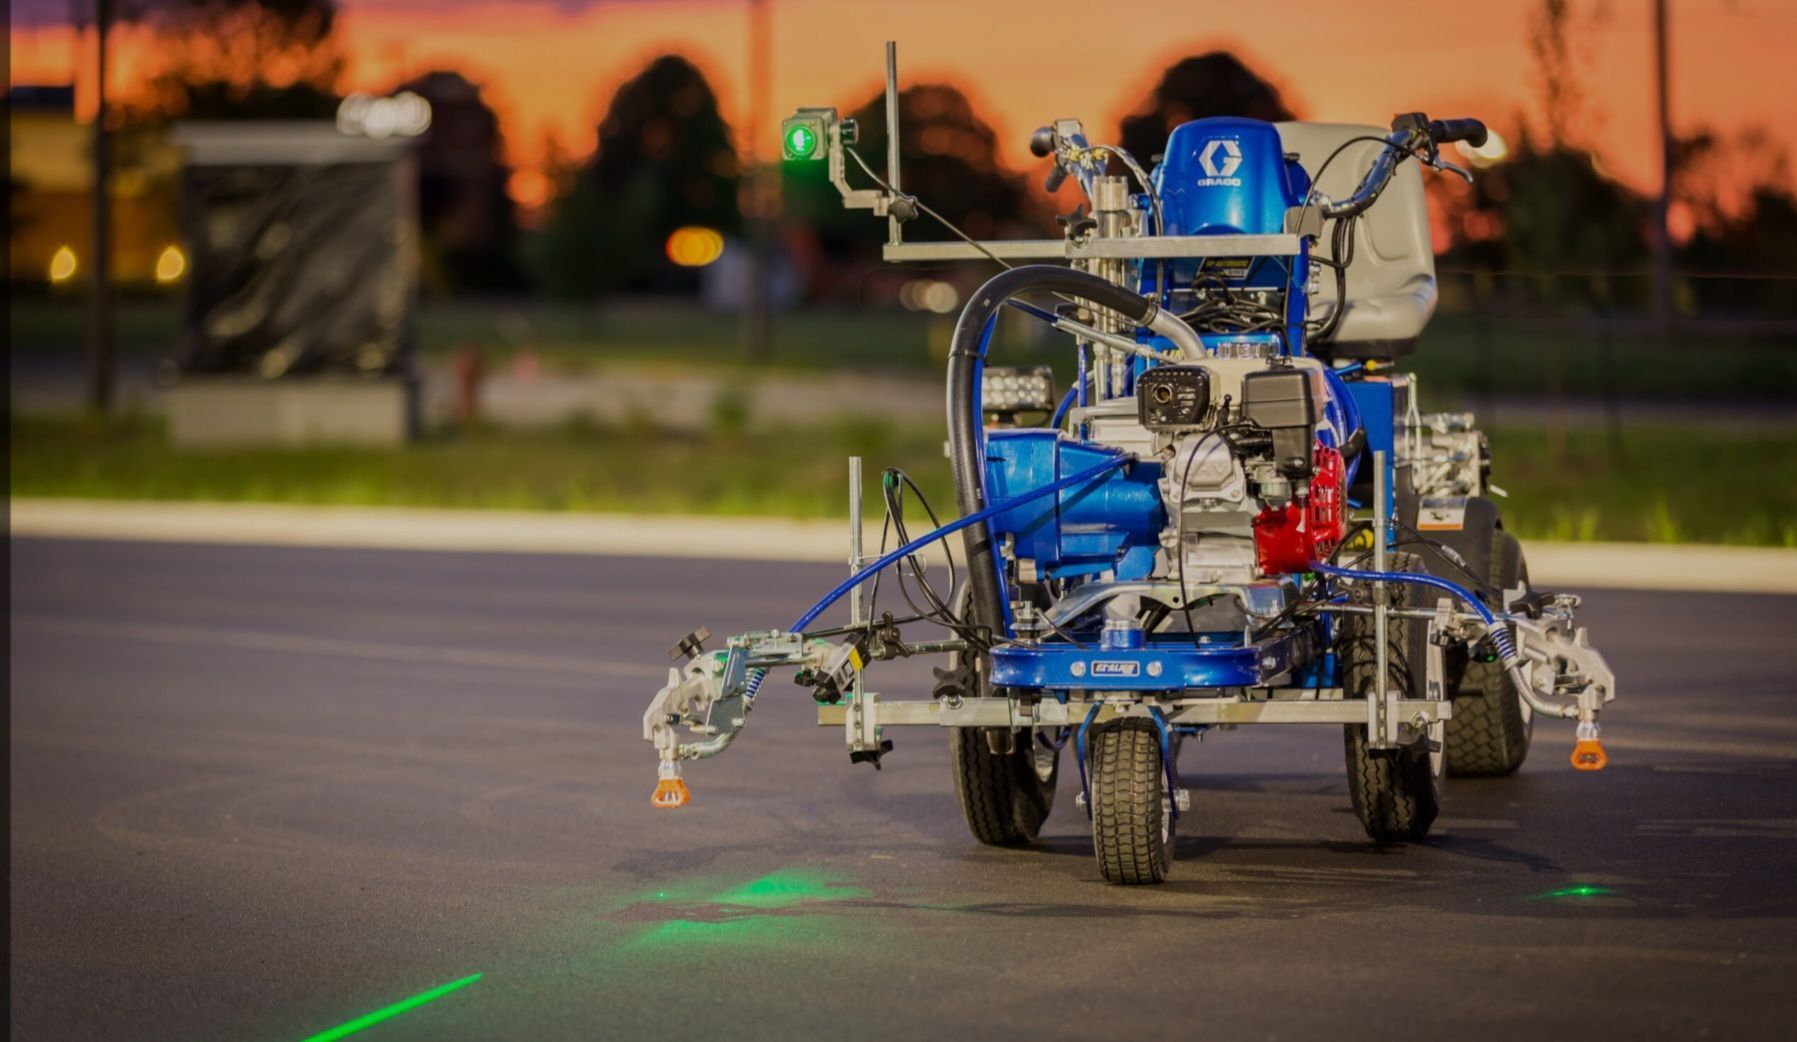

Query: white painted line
[1523,540,1797,595]
[10,498,864,564]
[12,498,1797,593]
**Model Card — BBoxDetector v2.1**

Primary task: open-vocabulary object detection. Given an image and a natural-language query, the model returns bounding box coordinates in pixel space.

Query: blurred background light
[48,245,78,284]
[337,91,432,139]
[900,279,959,314]
[665,226,725,267]
[154,244,187,283]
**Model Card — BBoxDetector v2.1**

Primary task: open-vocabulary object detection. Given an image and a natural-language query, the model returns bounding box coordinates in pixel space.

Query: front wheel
[1088,718,1172,884]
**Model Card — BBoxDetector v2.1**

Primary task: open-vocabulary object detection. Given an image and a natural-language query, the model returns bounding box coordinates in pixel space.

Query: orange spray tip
[1571,738,1608,771]
[651,776,692,809]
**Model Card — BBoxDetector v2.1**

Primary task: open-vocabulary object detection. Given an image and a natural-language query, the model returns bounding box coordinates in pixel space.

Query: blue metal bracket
[990,628,1314,691]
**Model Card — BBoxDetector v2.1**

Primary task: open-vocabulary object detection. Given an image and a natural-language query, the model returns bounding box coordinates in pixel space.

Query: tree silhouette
[1675,127,1797,313]
[1117,53,1295,165]
[401,70,525,294]
[538,55,740,297]
[131,0,344,120]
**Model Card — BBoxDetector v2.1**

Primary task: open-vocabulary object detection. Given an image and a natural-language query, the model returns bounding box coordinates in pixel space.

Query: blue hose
[1308,563,1496,625]
[789,452,1135,633]
[1049,387,1078,429]
[1307,562,1516,660]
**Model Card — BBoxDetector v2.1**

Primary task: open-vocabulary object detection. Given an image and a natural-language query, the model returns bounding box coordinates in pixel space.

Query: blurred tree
[130,0,344,119]
[1431,0,1645,307]
[537,55,740,298]
[401,70,527,295]
[1528,0,1587,150]
[1675,127,1797,314]
[780,82,1036,296]
[1117,53,1296,166]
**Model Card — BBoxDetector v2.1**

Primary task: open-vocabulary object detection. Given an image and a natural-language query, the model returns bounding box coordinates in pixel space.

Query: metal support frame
[1371,449,1392,746]
[845,456,877,756]
[882,235,1306,264]
[885,41,903,246]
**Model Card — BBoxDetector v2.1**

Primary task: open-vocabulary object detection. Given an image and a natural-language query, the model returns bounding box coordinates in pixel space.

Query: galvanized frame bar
[881,234,1305,264]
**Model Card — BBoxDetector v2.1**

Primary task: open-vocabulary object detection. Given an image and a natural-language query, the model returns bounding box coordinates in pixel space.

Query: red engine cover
[1252,445,1347,575]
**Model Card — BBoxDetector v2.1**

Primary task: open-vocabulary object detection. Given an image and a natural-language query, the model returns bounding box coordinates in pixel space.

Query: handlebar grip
[1044,165,1068,193]
[1428,118,1488,148]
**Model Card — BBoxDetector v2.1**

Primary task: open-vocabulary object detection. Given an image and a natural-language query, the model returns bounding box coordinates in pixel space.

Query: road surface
[11,537,1797,1040]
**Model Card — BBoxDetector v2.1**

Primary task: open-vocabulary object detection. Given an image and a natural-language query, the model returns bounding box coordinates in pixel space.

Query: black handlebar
[1427,118,1488,148]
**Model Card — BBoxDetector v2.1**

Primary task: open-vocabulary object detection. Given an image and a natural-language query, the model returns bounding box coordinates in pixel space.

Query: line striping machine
[642,43,1615,884]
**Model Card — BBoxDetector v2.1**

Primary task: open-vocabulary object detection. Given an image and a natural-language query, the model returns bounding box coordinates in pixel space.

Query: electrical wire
[1173,429,1205,648]
[845,144,1153,340]
[845,145,1016,272]
[879,467,977,644]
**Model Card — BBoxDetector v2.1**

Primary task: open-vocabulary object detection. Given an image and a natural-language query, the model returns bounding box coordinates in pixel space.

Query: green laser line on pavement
[297,972,483,1042]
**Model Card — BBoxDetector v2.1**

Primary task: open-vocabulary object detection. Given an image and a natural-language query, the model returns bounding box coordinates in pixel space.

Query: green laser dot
[297,972,483,1042]
[786,125,816,157]
[1532,884,1614,900]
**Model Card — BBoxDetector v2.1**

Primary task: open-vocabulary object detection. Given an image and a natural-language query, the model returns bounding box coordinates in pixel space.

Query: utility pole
[89,0,115,415]
[1651,0,1674,323]
[741,0,773,361]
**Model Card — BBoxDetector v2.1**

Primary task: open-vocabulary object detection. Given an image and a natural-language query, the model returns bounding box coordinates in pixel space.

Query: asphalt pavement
[11,537,1797,1041]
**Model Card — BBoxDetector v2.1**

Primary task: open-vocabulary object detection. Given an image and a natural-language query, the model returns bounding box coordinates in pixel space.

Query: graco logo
[1199,138,1243,178]
[1091,661,1141,677]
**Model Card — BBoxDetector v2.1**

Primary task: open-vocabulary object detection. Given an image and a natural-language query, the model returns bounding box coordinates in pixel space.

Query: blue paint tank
[982,430,1163,579]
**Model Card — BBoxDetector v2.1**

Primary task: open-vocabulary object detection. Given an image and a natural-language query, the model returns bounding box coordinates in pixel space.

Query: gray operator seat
[1276,122,1437,360]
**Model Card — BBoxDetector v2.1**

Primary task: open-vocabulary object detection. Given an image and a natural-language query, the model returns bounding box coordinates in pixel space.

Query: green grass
[1488,424,1797,547]
[13,294,1795,399]
[1404,314,1797,404]
[9,413,957,519]
[11,414,1795,546]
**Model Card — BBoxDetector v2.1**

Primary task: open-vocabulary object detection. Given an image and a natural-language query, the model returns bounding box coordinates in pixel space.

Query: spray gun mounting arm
[784,106,917,221]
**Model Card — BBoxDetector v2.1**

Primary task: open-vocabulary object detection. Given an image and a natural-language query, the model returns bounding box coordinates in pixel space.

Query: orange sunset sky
[11,0,1795,211]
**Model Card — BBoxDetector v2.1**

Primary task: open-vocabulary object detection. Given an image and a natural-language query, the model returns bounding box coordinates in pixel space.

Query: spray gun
[1483,597,1615,770]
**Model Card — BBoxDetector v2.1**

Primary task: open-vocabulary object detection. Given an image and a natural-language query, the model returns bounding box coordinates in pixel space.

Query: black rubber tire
[1446,531,1534,777]
[1088,718,1171,884]
[1340,550,1441,842]
[949,726,1057,845]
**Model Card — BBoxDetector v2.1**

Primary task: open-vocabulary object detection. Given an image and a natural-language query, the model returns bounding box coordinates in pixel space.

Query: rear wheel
[939,583,1058,845]
[1446,530,1534,777]
[949,725,1057,845]
[1089,718,1171,884]
[1340,550,1442,842]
